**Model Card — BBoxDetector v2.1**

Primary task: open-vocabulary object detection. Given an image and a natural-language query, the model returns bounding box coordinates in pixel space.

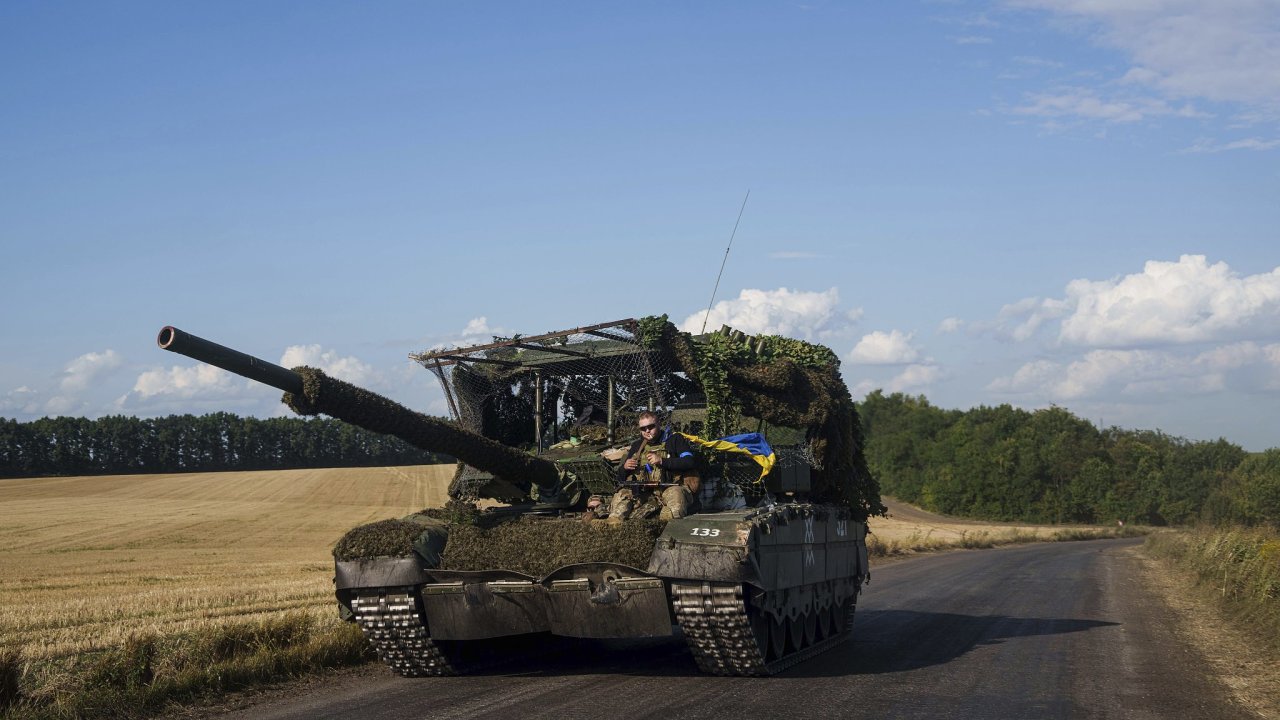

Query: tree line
[859,391,1279,527]
[0,413,449,478]
[6,396,1276,528]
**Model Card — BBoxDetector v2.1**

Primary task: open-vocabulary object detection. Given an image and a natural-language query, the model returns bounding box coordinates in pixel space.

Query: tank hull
[334,505,868,676]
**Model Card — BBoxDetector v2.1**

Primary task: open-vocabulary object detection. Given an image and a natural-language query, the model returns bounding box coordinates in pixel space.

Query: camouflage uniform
[610,429,699,521]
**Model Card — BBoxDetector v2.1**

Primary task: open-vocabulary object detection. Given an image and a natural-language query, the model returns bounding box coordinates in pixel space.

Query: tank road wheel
[815,602,834,640]
[768,614,788,661]
[837,595,857,635]
[749,604,771,660]
[801,608,818,647]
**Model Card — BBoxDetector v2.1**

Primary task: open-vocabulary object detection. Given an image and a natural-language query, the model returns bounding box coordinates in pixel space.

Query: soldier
[610,411,700,521]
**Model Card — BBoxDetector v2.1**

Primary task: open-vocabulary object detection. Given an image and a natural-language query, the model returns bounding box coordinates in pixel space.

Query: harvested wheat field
[867,496,1127,553]
[0,465,453,664]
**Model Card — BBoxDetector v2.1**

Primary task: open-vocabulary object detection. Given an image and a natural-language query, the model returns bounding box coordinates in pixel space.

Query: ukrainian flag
[678,432,776,481]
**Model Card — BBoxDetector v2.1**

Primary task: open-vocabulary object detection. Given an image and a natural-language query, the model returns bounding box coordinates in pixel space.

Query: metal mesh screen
[410,319,819,506]
[412,320,688,498]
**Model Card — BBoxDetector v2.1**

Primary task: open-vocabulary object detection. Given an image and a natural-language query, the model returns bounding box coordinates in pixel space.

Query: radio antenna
[701,190,751,334]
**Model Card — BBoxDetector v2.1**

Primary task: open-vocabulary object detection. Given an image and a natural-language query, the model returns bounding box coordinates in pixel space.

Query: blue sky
[2,1,1278,449]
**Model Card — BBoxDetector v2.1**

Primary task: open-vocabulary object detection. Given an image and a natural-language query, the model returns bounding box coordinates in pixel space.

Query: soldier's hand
[646,452,661,466]
[624,457,639,470]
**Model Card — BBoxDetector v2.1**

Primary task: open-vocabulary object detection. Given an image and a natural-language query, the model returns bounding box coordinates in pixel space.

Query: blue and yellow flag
[678,432,776,481]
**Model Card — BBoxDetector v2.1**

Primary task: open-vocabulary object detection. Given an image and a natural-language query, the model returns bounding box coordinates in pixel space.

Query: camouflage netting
[283,366,560,491]
[649,317,885,521]
[333,518,429,562]
[333,514,666,576]
[440,519,667,577]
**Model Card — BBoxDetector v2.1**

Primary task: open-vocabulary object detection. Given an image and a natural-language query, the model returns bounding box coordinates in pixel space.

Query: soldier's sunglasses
[638,423,658,432]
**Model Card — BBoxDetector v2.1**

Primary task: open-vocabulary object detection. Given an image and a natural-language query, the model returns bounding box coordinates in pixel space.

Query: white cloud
[1002,1,1279,140]
[1009,0,1280,107]
[990,296,1071,341]
[678,287,858,339]
[989,349,1190,399]
[988,359,1061,395]
[1011,87,1203,124]
[118,362,284,419]
[44,350,124,415]
[1059,255,1280,346]
[1194,341,1264,371]
[1192,341,1280,391]
[989,341,1280,401]
[849,378,877,398]
[886,364,942,393]
[1180,137,1280,154]
[58,350,122,394]
[462,316,493,336]
[122,345,385,417]
[132,363,239,399]
[848,330,921,365]
[426,317,513,353]
[846,363,942,398]
[279,345,376,385]
[988,256,1280,349]
[986,256,1280,402]
[938,317,964,333]
[0,386,41,415]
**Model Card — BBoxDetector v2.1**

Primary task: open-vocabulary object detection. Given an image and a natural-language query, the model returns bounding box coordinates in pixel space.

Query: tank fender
[647,512,758,584]
[334,556,433,622]
[335,556,432,590]
[648,507,868,590]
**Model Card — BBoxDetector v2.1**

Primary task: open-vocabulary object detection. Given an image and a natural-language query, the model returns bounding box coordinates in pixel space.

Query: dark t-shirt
[614,428,697,484]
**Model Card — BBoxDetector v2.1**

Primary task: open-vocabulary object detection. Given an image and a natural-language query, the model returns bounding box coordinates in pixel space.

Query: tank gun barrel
[157,326,303,394]
[156,326,562,492]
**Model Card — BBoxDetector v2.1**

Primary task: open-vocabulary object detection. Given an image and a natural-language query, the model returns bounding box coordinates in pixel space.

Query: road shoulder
[1133,544,1280,719]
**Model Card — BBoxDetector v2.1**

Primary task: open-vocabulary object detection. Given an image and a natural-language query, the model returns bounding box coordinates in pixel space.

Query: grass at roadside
[867,524,1147,558]
[1144,526,1280,654]
[1,614,369,720]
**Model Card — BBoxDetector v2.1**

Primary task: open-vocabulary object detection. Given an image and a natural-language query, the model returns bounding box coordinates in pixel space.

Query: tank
[156,316,884,676]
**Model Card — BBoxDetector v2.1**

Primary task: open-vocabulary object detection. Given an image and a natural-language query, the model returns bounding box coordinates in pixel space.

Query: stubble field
[0,465,453,665]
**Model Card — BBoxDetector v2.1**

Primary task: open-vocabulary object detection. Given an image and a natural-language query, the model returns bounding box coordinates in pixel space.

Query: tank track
[672,580,855,676]
[350,588,458,677]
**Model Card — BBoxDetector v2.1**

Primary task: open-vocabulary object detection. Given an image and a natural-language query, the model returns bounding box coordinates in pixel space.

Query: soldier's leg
[658,486,693,520]
[608,488,637,522]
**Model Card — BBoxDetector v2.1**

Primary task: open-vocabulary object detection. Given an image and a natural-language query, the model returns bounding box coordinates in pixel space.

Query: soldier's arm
[659,434,698,471]
[615,439,641,484]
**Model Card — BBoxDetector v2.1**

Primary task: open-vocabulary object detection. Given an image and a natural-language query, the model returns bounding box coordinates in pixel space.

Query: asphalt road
[227,539,1253,720]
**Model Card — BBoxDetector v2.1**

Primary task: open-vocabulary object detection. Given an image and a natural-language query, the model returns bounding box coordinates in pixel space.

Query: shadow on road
[457,634,697,678]
[787,610,1118,678]
[456,610,1117,679]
